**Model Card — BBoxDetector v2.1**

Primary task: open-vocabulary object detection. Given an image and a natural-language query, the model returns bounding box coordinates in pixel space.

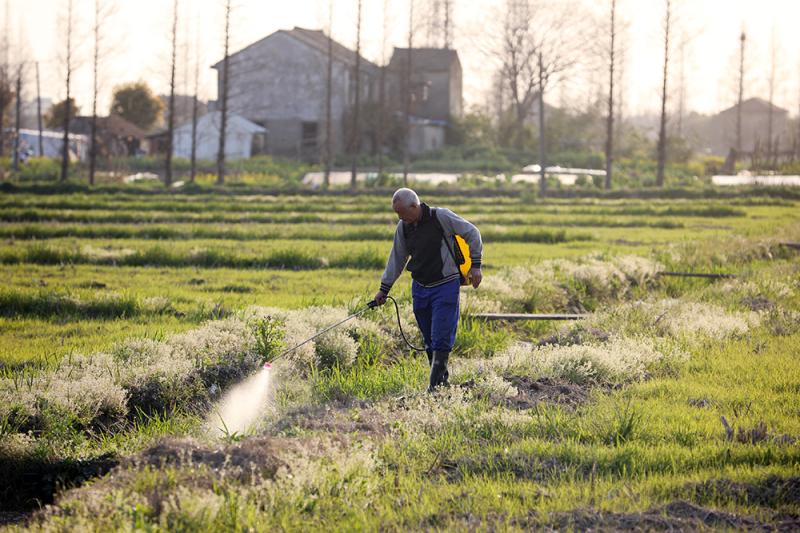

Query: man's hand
[469,268,482,289]
[374,291,388,306]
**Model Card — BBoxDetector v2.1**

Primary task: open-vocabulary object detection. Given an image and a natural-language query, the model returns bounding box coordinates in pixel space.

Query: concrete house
[212,27,379,160]
[386,48,463,154]
[707,97,790,156]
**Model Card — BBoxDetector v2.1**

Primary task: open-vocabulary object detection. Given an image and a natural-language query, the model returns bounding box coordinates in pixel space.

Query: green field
[1,186,799,530]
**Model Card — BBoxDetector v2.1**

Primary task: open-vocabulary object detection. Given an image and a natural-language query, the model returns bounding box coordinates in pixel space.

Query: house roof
[172,111,267,135]
[388,48,460,72]
[70,114,147,139]
[212,27,378,71]
[717,97,789,116]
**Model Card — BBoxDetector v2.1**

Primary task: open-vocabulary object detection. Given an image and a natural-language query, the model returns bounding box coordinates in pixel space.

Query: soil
[682,476,800,508]
[537,326,611,348]
[541,501,800,531]
[0,453,118,513]
[504,375,591,410]
[269,403,389,438]
[125,437,283,483]
[742,295,776,312]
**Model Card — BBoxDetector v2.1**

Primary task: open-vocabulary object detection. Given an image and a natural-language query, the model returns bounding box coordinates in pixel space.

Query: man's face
[394,202,420,224]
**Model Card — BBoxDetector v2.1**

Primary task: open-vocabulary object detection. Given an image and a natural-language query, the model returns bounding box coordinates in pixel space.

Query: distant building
[70,115,148,157]
[7,128,89,160]
[386,48,463,154]
[210,27,464,160]
[211,27,379,161]
[708,97,790,156]
[170,111,267,161]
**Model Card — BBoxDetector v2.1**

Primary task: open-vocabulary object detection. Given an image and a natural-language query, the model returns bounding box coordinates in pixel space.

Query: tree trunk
[403,0,413,186]
[377,64,386,176]
[350,0,362,190]
[89,0,100,186]
[12,69,20,171]
[324,4,333,189]
[36,61,43,156]
[736,31,745,154]
[217,0,231,185]
[190,74,199,183]
[656,0,671,187]
[604,0,616,190]
[538,52,546,196]
[766,32,776,166]
[165,0,178,187]
[60,0,74,183]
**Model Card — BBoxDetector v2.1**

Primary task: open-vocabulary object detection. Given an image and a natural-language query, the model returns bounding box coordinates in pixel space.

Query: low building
[8,128,89,161]
[707,97,790,156]
[171,111,267,161]
[69,115,148,156]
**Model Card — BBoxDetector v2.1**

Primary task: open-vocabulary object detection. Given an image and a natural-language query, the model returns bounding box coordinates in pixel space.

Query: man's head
[392,188,421,224]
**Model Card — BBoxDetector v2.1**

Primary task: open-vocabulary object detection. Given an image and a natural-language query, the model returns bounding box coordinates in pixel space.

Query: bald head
[392,188,422,224]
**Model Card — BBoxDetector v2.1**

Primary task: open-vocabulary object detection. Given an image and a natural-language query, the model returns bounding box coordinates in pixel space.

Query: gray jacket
[379,205,483,294]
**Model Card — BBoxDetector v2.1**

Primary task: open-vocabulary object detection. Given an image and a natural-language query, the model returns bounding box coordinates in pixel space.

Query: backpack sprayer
[262,296,424,370]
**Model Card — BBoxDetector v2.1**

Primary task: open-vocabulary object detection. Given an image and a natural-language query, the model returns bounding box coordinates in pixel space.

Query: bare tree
[35,61,43,156]
[676,33,687,138]
[323,0,333,189]
[350,0,363,190]
[88,0,117,186]
[603,0,616,190]
[377,0,389,176]
[12,64,21,171]
[60,0,75,182]
[766,28,777,164]
[655,0,671,187]
[0,0,9,160]
[403,0,414,185]
[217,0,232,185]
[735,30,746,154]
[444,0,453,48]
[164,0,179,187]
[189,15,200,183]
[494,0,577,194]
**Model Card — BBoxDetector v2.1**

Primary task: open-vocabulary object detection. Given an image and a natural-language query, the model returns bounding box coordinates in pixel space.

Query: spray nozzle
[367,300,379,309]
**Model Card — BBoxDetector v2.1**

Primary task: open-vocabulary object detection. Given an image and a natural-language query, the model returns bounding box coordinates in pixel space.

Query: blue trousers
[412,278,460,353]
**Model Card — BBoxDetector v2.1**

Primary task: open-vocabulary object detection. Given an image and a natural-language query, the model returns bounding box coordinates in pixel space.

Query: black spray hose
[263,296,424,369]
[384,296,426,353]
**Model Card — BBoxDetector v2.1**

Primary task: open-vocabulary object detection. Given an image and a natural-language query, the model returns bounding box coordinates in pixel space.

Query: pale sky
[5,0,800,118]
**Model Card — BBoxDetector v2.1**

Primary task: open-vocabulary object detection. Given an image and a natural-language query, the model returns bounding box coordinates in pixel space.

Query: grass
[0,189,798,530]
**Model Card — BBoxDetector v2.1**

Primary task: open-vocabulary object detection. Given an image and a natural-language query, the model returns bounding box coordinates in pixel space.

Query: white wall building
[172,111,267,161]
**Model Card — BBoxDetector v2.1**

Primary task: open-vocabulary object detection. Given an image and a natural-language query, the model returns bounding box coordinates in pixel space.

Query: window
[302,122,318,150]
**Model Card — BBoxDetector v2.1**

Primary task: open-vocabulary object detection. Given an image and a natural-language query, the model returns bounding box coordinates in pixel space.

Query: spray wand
[263,296,424,370]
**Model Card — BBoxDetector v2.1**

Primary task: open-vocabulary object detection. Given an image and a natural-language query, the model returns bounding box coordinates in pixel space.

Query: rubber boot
[428,350,450,392]
[426,349,433,367]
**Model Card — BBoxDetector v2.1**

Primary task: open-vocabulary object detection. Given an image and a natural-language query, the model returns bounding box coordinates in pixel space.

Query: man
[374,188,483,391]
